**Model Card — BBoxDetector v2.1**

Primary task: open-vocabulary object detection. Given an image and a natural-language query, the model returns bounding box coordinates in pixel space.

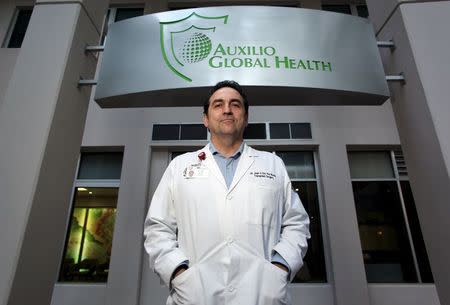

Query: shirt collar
[209,142,244,159]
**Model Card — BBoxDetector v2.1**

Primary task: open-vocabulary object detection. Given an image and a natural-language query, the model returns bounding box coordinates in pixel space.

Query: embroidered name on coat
[250,172,276,180]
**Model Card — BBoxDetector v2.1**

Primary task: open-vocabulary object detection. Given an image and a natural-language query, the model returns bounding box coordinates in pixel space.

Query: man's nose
[223,103,232,114]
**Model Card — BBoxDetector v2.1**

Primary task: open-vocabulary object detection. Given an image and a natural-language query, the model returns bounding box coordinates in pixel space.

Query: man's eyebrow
[210,99,224,105]
[210,98,243,104]
[230,98,243,103]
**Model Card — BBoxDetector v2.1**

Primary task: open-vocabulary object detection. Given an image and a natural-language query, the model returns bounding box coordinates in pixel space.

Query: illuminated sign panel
[95,7,389,107]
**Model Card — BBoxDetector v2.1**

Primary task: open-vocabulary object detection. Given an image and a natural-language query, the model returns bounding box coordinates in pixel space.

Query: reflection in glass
[60,188,118,282]
[180,124,207,140]
[356,5,369,18]
[321,4,352,14]
[152,124,180,141]
[277,151,316,179]
[243,123,266,139]
[78,153,123,180]
[114,8,144,22]
[290,123,312,139]
[400,181,434,283]
[270,123,290,139]
[292,181,327,283]
[353,181,417,282]
[348,151,394,179]
[7,9,32,48]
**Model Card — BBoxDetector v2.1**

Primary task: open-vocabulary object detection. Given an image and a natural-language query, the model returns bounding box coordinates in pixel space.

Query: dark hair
[203,80,249,115]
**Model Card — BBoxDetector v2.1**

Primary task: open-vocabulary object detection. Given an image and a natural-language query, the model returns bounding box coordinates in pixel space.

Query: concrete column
[318,139,370,305]
[104,141,152,305]
[367,1,450,305]
[0,1,108,305]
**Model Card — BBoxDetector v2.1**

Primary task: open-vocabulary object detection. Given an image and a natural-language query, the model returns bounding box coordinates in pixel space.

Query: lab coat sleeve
[272,168,311,282]
[143,161,189,287]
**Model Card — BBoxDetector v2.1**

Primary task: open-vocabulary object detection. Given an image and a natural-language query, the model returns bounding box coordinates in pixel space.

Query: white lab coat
[144,144,310,305]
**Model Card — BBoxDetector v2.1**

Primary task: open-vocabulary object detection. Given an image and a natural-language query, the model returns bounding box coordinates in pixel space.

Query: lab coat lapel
[228,144,255,193]
[202,144,227,189]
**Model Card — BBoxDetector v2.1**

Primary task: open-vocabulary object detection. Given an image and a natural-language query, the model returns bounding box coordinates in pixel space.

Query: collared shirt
[209,142,244,188]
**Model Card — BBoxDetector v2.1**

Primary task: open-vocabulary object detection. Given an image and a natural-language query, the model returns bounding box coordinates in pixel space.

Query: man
[144,80,310,305]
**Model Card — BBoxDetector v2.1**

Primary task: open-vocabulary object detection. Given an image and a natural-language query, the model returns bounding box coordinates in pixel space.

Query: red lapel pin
[198,151,206,161]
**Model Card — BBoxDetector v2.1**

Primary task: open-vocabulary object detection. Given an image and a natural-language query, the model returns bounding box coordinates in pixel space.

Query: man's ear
[202,113,209,128]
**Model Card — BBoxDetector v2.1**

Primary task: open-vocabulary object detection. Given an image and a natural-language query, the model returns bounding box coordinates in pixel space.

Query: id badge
[183,164,209,179]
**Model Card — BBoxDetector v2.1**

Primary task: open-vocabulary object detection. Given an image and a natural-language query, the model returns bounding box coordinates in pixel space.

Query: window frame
[273,150,330,284]
[58,152,122,283]
[348,149,427,283]
[152,122,313,141]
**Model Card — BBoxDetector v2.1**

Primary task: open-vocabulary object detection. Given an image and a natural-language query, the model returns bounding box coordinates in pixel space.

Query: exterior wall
[368,1,450,305]
[0,1,108,305]
[53,99,409,305]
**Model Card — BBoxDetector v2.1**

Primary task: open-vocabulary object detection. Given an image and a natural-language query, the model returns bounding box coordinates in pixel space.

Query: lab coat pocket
[171,266,200,305]
[268,261,289,282]
[261,260,289,305]
[247,182,281,228]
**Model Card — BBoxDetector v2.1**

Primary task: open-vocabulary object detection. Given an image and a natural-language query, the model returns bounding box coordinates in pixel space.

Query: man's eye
[231,102,242,108]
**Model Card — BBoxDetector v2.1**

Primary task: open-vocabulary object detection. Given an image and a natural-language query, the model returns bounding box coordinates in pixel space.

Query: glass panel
[290,123,312,139]
[277,151,316,179]
[353,181,418,282]
[357,5,369,18]
[63,208,86,264]
[400,181,434,283]
[321,5,352,15]
[8,9,32,48]
[180,124,207,140]
[292,181,327,283]
[270,123,290,139]
[348,151,394,179]
[114,8,144,22]
[243,123,266,139]
[171,151,189,160]
[77,152,123,180]
[152,124,180,141]
[60,188,118,282]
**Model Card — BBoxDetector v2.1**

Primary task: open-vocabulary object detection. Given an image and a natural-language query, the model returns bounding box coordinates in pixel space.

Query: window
[168,2,300,10]
[152,124,207,140]
[276,151,327,283]
[3,8,33,48]
[356,5,369,18]
[269,123,312,139]
[243,123,266,139]
[153,122,311,141]
[348,150,433,283]
[59,152,123,283]
[114,8,145,22]
[321,5,352,15]
[101,7,144,44]
[181,124,208,140]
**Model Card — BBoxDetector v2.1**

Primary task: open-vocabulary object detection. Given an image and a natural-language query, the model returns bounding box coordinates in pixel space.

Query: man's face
[203,87,248,141]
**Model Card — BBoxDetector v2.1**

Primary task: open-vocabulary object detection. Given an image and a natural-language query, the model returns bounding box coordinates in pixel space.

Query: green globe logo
[181,32,212,64]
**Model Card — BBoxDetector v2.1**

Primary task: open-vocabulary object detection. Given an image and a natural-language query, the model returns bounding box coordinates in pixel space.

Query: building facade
[0,1,449,305]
